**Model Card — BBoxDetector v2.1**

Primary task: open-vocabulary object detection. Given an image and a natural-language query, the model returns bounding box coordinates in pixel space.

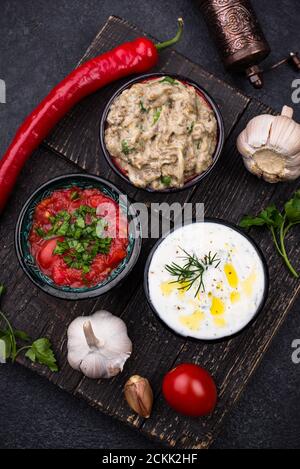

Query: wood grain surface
[1,16,299,449]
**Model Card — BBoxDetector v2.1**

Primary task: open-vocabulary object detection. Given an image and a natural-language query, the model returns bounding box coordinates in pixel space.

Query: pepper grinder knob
[290,52,300,71]
[245,65,264,89]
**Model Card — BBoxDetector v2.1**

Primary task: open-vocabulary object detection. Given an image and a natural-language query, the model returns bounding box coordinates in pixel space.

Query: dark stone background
[0,0,300,449]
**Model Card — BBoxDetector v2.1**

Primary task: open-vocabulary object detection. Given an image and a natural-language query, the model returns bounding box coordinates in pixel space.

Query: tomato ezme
[29,187,128,288]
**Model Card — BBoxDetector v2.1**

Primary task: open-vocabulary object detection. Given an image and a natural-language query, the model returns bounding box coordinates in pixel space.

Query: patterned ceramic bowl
[15,173,141,300]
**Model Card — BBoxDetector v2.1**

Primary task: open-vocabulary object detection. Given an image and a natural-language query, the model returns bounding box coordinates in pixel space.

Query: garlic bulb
[237,106,300,183]
[67,310,132,379]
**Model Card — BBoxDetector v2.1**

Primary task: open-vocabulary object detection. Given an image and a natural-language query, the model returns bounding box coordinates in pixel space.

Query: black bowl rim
[99,72,225,193]
[15,173,142,300]
[143,217,269,343]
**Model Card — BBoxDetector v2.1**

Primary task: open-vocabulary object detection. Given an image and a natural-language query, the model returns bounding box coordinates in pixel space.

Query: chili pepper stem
[155,18,184,52]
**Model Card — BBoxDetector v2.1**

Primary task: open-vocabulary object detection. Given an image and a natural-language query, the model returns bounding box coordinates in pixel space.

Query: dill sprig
[165,249,221,297]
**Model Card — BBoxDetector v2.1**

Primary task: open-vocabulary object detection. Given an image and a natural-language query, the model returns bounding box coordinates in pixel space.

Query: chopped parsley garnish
[161,175,172,186]
[153,107,162,125]
[121,140,135,155]
[35,227,46,237]
[37,205,112,276]
[121,140,130,155]
[159,76,178,85]
[139,100,148,113]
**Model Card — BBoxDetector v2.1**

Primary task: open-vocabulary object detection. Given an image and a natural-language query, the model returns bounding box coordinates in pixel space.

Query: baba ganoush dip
[147,222,267,340]
[104,76,218,190]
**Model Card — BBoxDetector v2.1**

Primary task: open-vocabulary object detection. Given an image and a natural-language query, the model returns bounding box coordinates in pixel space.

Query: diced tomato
[110,248,127,266]
[52,264,67,285]
[30,187,129,288]
[89,194,108,208]
[68,199,83,211]
[107,239,127,267]
[37,238,60,269]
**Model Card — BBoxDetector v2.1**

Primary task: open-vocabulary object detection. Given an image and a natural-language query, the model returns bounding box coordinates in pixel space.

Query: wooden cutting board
[1,16,299,449]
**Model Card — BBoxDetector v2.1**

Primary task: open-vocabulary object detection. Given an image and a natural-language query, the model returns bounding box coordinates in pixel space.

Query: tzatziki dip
[146,221,267,340]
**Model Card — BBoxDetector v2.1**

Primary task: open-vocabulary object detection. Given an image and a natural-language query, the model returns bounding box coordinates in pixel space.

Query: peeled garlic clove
[124,375,153,418]
[237,106,300,183]
[67,311,132,379]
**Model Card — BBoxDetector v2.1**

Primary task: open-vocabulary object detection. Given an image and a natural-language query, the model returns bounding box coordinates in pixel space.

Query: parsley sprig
[0,285,58,371]
[165,249,221,297]
[240,190,300,278]
[36,205,112,275]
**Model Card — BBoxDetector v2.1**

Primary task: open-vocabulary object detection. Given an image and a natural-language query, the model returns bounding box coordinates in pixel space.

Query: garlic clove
[124,375,153,418]
[244,114,274,149]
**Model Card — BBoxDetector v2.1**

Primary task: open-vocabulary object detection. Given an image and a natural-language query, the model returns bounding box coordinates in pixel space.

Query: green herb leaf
[53,240,69,256]
[25,338,58,372]
[285,190,300,223]
[153,107,162,125]
[56,220,70,236]
[139,100,148,113]
[161,175,172,186]
[121,140,130,155]
[0,285,58,370]
[165,249,221,297]
[159,76,178,85]
[76,216,85,229]
[82,265,90,274]
[35,227,46,237]
[240,204,283,229]
[70,191,79,201]
[239,215,269,228]
[240,197,299,278]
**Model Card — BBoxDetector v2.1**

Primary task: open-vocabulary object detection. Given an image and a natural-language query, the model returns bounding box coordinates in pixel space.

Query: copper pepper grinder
[198,0,271,88]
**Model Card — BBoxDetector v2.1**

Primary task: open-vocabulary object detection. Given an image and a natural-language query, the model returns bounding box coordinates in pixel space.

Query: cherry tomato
[162,363,217,417]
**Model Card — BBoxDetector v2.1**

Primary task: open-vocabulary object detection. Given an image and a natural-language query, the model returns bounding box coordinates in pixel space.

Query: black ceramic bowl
[15,174,141,300]
[144,218,269,342]
[100,73,225,193]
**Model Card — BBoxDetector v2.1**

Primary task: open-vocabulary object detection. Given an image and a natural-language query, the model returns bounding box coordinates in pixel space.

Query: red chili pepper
[0,19,183,214]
